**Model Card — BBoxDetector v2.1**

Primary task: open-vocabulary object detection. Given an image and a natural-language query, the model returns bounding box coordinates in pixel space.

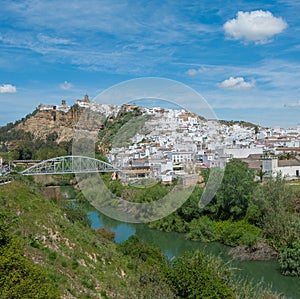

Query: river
[88,210,300,299]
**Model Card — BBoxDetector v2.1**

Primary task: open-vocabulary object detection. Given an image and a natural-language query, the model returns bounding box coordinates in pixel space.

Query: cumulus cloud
[218,77,255,90]
[224,10,287,44]
[59,81,73,90]
[0,84,17,93]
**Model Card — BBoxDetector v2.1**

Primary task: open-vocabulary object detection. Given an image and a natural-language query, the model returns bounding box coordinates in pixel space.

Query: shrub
[96,227,116,241]
[217,220,261,247]
[279,240,300,276]
[165,250,235,299]
[117,236,165,266]
[185,216,217,242]
[0,238,60,298]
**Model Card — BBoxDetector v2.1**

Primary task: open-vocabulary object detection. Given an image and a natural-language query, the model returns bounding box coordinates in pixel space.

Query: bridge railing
[20,155,118,175]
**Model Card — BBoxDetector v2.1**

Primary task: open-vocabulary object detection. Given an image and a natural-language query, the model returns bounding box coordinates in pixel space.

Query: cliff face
[16,105,105,143]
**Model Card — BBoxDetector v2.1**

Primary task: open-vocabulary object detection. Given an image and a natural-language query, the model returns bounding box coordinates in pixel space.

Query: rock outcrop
[228,241,278,261]
[16,103,105,143]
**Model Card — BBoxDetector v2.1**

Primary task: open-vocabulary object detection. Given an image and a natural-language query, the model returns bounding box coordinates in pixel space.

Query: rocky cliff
[16,104,105,143]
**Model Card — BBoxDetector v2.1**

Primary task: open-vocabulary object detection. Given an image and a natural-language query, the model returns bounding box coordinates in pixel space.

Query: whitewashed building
[263,156,300,179]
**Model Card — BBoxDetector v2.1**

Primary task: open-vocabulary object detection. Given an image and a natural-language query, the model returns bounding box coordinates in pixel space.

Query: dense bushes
[279,240,300,276]
[165,250,235,299]
[148,160,300,277]
[0,213,60,298]
[205,159,257,220]
[117,235,166,266]
[185,217,261,247]
[217,219,261,247]
[117,236,236,298]
[185,216,217,242]
[100,172,172,203]
[117,236,285,298]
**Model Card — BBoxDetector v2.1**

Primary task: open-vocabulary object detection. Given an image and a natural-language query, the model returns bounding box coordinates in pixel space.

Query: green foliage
[56,200,92,227]
[0,115,73,160]
[178,186,203,222]
[101,172,172,203]
[245,202,262,225]
[149,212,188,233]
[0,214,60,298]
[185,217,261,247]
[256,177,299,248]
[48,250,58,263]
[81,276,95,290]
[165,250,235,299]
[254,177,300,276]
[207,159,256,220]
[279,240,300,276]
[97,108,143,152]
[117,236,165,266]
[217,219,261,247]
[96,227,116,241]
[219,119,258,129]
[117,236,176,298]
[0,213,11,247]
[185,216,217,242]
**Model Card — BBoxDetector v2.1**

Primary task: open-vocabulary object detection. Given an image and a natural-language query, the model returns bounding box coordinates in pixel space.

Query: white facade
[224,147,263,159]
[263,156,300,179]
[172,151,194,163]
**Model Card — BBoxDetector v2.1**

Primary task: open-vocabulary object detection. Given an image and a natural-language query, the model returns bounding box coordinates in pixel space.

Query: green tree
[207,159,256,220]
[279,240,300,276]
[256,177,299,248]
[179,186,203,222]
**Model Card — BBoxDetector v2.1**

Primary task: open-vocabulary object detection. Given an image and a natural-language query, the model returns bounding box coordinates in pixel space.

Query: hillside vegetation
[0,178,174,298]
[0,176,289,298]
[149,159,300,276]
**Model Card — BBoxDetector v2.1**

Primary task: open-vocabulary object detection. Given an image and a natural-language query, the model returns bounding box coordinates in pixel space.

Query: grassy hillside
[0,177,176,298]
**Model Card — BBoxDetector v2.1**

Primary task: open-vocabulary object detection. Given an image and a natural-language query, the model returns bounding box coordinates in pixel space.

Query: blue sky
[0,0,300,127]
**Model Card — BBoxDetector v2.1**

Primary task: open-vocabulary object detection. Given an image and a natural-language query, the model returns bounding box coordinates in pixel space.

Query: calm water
[88,211,300,299]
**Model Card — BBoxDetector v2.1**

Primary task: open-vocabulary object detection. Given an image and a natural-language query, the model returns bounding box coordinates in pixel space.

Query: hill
[0,97,142,160]
[0,178,176,298]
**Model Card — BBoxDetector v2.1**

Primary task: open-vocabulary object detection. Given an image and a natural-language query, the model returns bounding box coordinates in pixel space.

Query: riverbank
[228,241,278,261]
[88,210,300,299]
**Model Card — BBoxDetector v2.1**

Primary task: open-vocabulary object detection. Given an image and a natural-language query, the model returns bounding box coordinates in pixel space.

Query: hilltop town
[105,103,300,183]
[1,95,300,181]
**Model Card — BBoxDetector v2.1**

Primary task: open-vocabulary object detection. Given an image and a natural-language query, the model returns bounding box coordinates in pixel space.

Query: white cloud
[59,81,73,90]
[186,69,199,76]
[186,67,208,76]
[218,76,255,90]
[37,33,74,45]
[0,84,17,93]
[284,100,300,108]
[224,10,287,44]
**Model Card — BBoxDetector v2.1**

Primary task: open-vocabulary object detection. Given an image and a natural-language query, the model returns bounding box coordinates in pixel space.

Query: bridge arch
[20,155,117,175]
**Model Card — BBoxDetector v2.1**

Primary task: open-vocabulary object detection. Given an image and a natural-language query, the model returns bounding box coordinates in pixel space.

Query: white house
[262,156,300,179]
[223,147,263,159]
[172,151,194,163]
